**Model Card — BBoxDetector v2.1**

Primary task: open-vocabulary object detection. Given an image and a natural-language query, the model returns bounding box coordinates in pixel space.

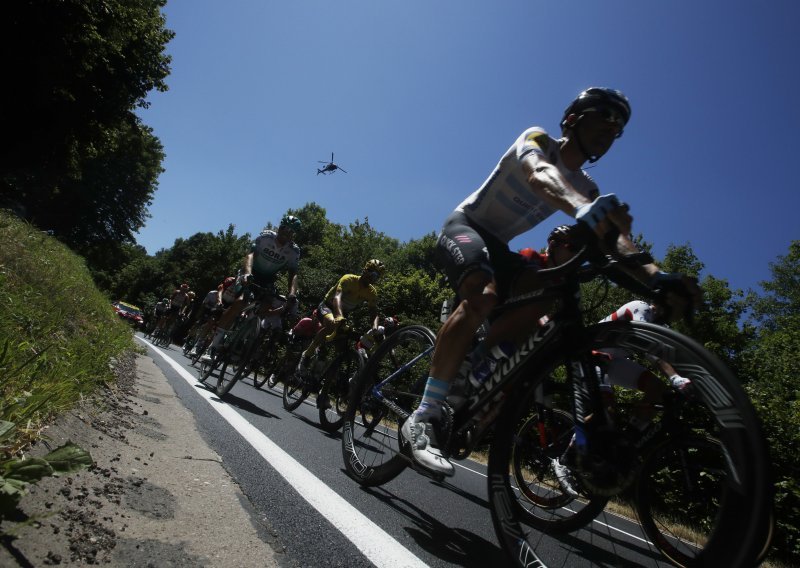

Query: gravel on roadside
[0,353,288,567]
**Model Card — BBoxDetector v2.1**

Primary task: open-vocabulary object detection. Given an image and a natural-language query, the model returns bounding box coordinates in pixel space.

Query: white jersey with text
[457,126,599,243]
[251,230,301,283]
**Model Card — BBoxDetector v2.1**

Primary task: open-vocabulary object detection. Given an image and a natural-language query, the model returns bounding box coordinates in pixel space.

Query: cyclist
[185,285,224,355]
[403,87,701,477]
[356,315,399,357]
[296,259,385,396]
[206,215,302,355]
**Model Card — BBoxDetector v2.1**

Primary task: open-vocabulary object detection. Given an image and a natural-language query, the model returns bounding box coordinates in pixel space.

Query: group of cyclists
[142,87,735,565]
[149,85,701,485]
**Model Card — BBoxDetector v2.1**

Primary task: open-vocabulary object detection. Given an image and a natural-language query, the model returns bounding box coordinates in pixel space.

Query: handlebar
[501,223,696,321]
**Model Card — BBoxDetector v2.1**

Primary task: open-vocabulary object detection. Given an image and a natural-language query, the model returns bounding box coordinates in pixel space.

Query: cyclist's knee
[457,272,496,324]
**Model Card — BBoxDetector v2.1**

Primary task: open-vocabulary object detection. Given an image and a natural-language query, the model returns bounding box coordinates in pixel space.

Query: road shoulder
[0,353,285,567]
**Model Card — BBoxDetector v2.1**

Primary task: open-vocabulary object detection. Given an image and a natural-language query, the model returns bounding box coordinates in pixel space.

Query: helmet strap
[573,116,600,164]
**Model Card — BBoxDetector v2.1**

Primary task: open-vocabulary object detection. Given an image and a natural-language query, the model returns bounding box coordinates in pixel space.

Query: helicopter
[316,152,347,175]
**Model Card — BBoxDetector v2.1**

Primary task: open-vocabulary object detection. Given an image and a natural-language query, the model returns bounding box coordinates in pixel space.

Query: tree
[740,241,800,564]
[1,0,173,251]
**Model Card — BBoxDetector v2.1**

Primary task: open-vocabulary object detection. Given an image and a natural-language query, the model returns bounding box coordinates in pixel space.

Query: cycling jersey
[154,302,168,317]
[250,230,301,285]
[598,300,656,389]
[202,290,219,310]
[323,274,377,315]
[457,127,599,244]
[220,278,239,305]
[601,300,654,324]
[171,290,190,308]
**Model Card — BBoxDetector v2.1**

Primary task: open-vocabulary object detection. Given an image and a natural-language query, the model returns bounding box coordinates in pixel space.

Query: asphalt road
[139,334,676,568]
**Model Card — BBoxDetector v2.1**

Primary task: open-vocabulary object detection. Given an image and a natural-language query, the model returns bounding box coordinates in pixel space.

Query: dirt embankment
[0,353,287,567]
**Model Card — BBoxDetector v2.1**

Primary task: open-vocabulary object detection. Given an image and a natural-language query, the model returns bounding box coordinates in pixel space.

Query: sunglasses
[585,107,626,137]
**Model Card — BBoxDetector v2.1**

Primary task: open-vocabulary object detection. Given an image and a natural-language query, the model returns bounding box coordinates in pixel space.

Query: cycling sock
[414,377,449,420]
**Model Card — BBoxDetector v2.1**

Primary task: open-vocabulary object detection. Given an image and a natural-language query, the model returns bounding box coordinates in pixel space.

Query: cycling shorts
[436,210,531,301]
[317,301,336,322]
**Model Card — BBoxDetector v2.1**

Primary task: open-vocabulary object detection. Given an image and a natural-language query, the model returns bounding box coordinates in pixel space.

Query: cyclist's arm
[286,270,298,298]
[331,288,345,321]
[522,155,593,219]
[243,252,254,278]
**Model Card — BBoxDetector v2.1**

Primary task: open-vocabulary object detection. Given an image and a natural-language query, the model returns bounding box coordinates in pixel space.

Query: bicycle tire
[216,316,260,397]
[511,406,608,533]
[282,370,309,411]
[636,434,775,568]
[487,320,773,568]
[341,324,435,487]
[318,349,364,433]
[198,351,221,384]
[253,333,282,388]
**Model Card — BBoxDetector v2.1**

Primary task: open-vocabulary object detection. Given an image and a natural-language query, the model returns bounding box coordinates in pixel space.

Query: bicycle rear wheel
[488,321,773,567]
[318,349,364,433]
[341,325,434,487]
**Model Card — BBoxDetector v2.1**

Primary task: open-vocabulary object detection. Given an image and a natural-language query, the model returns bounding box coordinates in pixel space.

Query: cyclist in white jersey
[208,215,302,351]
[402,87,702,476]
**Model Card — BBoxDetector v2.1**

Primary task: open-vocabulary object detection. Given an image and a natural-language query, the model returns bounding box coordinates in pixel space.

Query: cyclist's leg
[402,214,497,476]
[299,306,335,372]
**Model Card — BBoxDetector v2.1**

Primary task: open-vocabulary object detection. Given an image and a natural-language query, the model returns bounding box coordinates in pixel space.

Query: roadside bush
[0,211,134,454]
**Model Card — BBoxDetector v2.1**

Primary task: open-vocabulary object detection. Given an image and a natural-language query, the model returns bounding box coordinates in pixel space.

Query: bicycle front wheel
[215,317,259,398]
[318,349,364,433]
[341,324,435,487]
[511,406,608,532]
[488,321,773,568]
[282,372,308,410]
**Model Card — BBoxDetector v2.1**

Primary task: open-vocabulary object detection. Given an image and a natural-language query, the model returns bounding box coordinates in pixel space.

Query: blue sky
[136,0,799,296]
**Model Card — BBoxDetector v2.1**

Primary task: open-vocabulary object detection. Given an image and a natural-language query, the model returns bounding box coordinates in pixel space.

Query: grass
[0,211,135,456]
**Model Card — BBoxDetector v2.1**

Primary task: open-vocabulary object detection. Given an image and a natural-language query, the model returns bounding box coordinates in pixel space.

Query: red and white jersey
[600,300,655,324]
[457,127,598,243]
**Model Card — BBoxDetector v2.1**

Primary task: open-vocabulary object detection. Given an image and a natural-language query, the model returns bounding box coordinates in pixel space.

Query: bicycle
[199,283,282,398]
[341,227,772,567]
[282,320,365,432]
[245,308,300,390]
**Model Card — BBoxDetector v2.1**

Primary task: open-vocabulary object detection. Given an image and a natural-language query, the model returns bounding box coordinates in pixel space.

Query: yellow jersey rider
[297,259,386,375]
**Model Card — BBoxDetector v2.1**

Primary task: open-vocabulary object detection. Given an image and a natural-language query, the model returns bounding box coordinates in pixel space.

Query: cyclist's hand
[575,194,632,239]
[287,294,297,305]
[650,272,702,322]
[243,273,253,284]
[334,315,345,324]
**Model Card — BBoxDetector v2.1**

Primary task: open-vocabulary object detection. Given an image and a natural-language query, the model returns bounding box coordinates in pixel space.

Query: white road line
[137,336,429,568]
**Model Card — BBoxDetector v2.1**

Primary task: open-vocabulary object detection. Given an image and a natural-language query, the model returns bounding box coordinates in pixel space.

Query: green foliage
[0,212,134,452]
[740,242,800,563]
[0,442,92,520]
[1,0,173,276]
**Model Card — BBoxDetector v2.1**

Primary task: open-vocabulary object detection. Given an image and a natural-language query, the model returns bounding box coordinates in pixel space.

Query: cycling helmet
[161,298,169,303]
[364,259,386,275]
[383,316,399,330]
[279,214,302,232]
[547,225,574,246]
[561,87,631,131]
[180,283,189,290]
[187,291,196,298]
[222,276,235,288]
